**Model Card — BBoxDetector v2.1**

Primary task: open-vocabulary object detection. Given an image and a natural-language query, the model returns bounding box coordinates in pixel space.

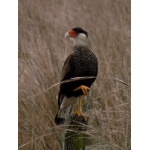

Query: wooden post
[63,114,88,150]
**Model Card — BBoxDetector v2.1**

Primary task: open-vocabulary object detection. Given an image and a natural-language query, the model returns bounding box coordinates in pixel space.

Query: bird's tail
[55,106,72,125]
[55,97,76,125]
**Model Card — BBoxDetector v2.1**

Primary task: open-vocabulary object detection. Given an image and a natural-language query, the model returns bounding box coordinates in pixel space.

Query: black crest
[71,27,88,37]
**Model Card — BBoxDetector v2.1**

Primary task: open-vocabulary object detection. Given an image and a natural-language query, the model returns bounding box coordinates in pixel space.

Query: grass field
[18,0,131,149]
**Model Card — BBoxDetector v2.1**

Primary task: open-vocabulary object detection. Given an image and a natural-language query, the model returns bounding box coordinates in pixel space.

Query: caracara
[55,27,98,125]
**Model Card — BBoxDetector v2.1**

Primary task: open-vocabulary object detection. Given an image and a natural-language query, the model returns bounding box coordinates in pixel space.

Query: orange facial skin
[68,30,78,37]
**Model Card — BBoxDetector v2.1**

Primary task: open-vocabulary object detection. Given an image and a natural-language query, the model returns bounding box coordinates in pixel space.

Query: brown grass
[18,0,131,149]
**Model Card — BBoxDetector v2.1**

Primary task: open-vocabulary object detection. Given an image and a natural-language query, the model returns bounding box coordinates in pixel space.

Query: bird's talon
[74,111,88,120]
[73,85,90,95]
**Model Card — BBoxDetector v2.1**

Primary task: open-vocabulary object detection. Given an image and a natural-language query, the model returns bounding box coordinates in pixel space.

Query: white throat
[71,33,88,46]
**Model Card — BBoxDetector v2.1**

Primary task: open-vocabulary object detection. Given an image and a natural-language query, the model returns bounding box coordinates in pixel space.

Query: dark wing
[61,54,74,81]
[58,54,74,106]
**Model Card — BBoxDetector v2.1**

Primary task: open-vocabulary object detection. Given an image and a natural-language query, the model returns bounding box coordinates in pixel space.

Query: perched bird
[55,27,98,125]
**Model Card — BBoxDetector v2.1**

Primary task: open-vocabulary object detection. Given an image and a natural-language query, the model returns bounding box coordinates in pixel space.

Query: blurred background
[19,0,130,149]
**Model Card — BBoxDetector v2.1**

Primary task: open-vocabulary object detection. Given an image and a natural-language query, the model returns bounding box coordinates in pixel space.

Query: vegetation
[19,0,130,149]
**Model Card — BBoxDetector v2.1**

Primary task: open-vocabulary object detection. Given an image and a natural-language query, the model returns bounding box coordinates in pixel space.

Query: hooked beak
[65,31,70,39]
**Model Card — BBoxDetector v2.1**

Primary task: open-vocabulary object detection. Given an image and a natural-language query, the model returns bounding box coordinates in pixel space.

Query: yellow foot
[73,85,90,95]
[74,110,88,120]
[74,95,88,120]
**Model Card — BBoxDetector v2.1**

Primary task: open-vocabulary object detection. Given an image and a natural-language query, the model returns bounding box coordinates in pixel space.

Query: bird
[55,27,98,125]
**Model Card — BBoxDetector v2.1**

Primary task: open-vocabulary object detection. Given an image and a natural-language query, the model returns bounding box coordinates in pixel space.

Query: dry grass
[18,0,130,149]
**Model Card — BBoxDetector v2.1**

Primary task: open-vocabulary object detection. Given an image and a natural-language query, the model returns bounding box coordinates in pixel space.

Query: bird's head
[65,27,88,46]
